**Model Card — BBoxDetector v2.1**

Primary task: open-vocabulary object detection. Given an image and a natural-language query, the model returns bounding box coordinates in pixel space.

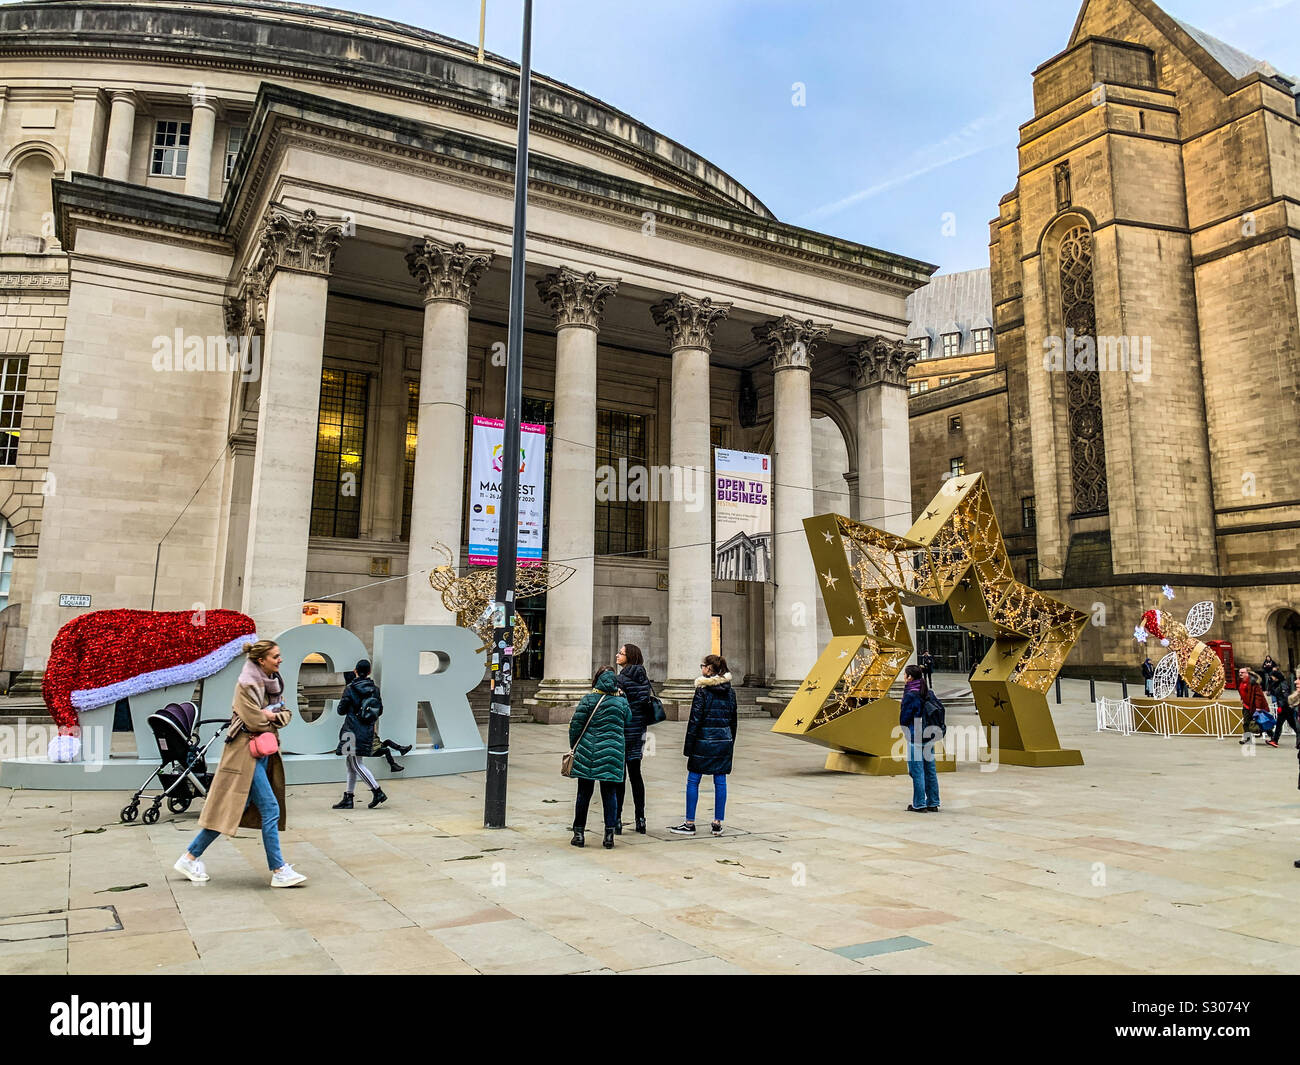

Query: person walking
[1267,667,1297,749]
[901,663,940,812]
[613,643,652,834]
[1238,667,1269,746]
[1141,656,1155,697]
[172,640,307,888]
[331,659,398,810]
[920,650,935,688]
[568,667,631,850]
[670,653,737,837]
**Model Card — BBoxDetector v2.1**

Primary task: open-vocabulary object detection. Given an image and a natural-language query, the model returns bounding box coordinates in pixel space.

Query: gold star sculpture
[771,474,1087,774]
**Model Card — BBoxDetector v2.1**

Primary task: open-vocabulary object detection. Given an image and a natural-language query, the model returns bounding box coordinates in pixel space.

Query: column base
[524,680,593,724]
[755,681,802,718]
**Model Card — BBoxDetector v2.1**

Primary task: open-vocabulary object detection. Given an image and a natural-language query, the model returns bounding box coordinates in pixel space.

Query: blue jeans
[906,737,939,809]
[186,757,284,871]
[686,771,727,822]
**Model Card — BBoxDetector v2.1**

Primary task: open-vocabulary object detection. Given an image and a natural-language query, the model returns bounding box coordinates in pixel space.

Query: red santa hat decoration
[43,608,257,759]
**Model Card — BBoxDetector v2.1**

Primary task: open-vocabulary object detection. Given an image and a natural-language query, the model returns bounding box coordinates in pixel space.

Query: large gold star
[771,473,1087,773]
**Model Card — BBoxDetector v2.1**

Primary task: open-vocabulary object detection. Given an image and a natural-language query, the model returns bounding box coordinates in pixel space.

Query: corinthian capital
[229,270,268,336]
[650,292,731,352]
[536,267,620,330]
[253,205,347,280]
[849,335,918,389]
[406,236,494,305]
[753,315,830,372]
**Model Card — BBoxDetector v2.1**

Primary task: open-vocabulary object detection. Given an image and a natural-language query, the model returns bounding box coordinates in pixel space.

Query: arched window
[5,152,56,253]
[1058,224,1108,514]
[0,516,15,611]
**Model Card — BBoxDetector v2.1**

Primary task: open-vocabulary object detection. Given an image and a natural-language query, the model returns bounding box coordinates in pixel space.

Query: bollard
[1055,677,1062,704]
[1089,677,1096,702]
[1121,674,1128,700]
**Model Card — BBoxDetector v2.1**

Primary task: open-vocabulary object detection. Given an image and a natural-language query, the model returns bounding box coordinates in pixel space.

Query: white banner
[468,416,547,565]
[714,448,772,582]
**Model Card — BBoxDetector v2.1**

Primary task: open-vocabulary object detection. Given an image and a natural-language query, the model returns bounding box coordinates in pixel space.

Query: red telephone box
[1208,640,1236,688]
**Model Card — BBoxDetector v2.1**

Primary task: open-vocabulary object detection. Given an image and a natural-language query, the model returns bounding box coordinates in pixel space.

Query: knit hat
[43,608,257,745]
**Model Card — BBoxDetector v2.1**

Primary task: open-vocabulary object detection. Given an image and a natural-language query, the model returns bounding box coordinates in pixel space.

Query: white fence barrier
[1096,696,1241,739]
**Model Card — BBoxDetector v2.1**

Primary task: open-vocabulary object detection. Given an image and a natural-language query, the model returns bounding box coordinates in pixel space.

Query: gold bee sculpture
[1136,596,1224,700]
[427,543,575,654]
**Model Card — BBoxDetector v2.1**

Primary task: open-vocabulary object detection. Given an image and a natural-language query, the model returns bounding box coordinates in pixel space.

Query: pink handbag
[248,730,279,758]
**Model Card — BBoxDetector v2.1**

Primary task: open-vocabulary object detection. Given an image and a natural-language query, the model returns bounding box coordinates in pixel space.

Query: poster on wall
[468,415,547,566]
[713,448,772,582]
[301,601,344,665]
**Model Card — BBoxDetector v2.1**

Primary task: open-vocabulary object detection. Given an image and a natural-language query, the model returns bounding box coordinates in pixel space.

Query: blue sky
[373,0,1297,275]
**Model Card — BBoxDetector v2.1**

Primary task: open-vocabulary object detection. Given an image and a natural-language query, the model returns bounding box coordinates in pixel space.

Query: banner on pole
[468,415,547,565]
[713,448,772,582]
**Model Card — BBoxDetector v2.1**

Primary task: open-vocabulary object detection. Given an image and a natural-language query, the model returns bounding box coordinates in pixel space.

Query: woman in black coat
[613,643,653,834]
[669,653,737,838]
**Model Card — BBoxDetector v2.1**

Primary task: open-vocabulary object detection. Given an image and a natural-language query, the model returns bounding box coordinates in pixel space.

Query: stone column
[651,293,731,704]
[67,88,103,175]
[240,206,347,638]
[851,337,919,674]
[102,90,137,182]
[530,268,620,719]
[403,237,494,625]
[755,315,830,702]
[184,92,218,199]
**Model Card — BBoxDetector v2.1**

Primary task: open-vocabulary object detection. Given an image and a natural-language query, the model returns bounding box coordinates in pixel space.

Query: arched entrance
[1267,608,1300,675]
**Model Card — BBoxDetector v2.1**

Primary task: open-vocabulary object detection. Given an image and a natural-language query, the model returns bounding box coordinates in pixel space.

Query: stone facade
[916,0,1300,678]
[1,0,934,703]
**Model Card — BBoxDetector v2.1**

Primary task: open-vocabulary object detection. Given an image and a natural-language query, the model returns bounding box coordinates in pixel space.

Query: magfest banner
[468,415,547,566]
[713,448,772,582]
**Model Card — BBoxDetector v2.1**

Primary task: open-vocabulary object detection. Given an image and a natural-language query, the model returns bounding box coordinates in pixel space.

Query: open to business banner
[714,448,772,582]
[468,415,547,566]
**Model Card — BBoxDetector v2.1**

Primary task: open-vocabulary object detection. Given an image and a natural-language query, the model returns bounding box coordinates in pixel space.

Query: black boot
[385,754,404,773]
[332,792,354,810]
[635,816,646,834]
[368,787,388,809]
[613,819,622,835]
[603,828,615,849]
[570,828,585,848]
[396,743,413,756]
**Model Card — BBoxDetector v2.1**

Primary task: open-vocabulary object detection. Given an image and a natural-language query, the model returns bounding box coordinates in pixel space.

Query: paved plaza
[2,678,1297,975]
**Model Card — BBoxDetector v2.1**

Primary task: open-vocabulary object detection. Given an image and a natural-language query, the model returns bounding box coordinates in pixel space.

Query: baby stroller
[120,701,230,826]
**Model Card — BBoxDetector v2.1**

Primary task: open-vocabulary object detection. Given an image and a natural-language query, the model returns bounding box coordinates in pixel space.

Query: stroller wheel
[142,804,161,826]
[120,802,139,824]
[167,795,192,814]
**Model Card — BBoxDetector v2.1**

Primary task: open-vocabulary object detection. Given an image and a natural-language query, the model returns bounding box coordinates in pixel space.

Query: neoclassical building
[1,0,931,711]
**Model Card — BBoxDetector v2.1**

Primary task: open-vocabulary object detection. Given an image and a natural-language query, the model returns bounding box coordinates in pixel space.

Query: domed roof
[1,0,775,218]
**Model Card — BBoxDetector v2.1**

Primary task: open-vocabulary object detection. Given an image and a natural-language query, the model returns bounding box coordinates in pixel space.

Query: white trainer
[173,855,209,883]
[270,864,307,888]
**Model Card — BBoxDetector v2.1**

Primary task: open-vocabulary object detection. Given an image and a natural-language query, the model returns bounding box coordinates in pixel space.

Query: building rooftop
[906,267,994,357]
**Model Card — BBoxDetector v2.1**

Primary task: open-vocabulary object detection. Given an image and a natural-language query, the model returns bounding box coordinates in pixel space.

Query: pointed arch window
[1058,224,1108,514]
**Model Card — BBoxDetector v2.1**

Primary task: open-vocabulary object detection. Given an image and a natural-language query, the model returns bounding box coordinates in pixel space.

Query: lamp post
[484,0,533,829]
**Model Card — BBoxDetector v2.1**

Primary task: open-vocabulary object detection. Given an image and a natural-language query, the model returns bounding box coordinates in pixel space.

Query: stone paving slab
[2,681,1299,974]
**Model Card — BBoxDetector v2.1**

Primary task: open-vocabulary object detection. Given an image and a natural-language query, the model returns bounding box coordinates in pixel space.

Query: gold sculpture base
[994,747,1084,768]
[824,750,958,776]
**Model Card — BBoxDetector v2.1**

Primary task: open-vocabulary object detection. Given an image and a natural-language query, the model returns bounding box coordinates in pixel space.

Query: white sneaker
[173,855,209,883]
[270,864,307,888]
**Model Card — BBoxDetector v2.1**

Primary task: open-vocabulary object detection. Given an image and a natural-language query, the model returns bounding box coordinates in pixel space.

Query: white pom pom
[1160,638,1170,647]
[48,734,81,762]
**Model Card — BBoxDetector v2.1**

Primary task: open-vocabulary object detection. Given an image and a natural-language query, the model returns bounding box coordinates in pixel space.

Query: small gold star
[822,529,835,544]
[821,570,839,590]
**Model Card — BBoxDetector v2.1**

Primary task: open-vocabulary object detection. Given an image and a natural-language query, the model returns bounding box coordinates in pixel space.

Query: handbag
[647,694,666,725]
[248,730,279,758]
[562,695,606,778]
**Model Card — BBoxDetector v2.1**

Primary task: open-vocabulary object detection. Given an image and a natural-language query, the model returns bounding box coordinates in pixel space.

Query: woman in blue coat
[613,642,653,834]
[900,663,939,812]
[670,653,737,837]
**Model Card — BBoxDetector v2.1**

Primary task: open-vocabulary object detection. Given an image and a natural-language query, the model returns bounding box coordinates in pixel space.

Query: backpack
[357,691,383,725]
[922,690,947,738]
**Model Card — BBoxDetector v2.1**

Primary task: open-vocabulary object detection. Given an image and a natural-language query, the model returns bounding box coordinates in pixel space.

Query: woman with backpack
[900,662,940,812]
[567,667,631,850]
[331,658,390,810]
[613,643,653,834]
[669,653,737,838]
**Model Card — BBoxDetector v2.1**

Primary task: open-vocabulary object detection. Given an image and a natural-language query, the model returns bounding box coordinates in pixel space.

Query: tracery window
[1058,224,1108,514]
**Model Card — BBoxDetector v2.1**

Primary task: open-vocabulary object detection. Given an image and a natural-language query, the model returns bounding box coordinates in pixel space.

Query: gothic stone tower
[990,0,1300,671]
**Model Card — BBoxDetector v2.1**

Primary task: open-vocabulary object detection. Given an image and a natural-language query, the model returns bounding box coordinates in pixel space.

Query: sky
[336,1,1293,276]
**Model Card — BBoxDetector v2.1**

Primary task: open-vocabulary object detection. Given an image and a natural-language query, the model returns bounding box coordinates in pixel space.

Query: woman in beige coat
[172,640,307,888]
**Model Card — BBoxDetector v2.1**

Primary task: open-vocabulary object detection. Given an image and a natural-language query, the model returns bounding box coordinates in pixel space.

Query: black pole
[1055,677,1062,704]
[484,0,532,830]
[1089,677,1096,702]
[1120,674,1128,700]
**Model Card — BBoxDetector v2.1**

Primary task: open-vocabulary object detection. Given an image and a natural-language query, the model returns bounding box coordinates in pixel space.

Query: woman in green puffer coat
[568,666,631,850]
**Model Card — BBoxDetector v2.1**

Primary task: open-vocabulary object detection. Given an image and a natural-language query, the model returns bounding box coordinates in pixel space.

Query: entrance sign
[468,415,547,565]
[713,449,772,582]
